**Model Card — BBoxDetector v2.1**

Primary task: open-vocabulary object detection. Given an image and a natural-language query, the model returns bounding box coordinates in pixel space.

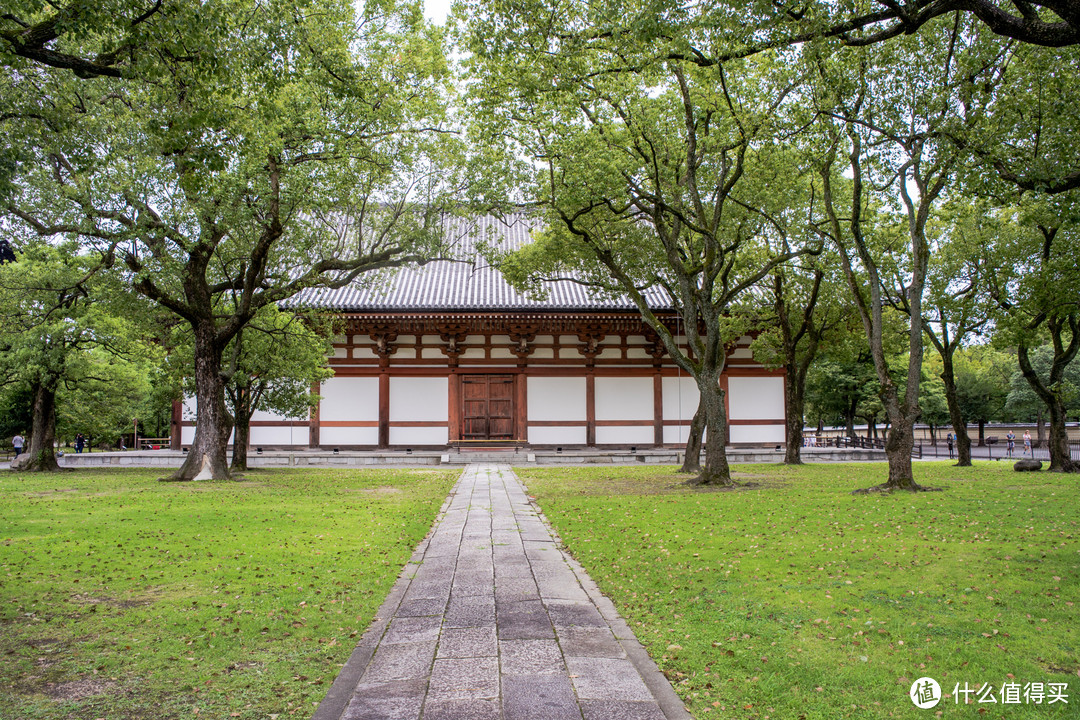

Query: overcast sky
[425,0,453,24]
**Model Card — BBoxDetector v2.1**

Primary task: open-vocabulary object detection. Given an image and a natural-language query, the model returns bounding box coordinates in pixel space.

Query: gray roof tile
[294,211,671,312]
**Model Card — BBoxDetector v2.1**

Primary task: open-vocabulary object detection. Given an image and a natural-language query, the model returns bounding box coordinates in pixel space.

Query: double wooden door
[462,375,514,440]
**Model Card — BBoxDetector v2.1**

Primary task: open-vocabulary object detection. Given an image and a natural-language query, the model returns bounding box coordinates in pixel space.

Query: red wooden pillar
[448,371,461,443]
[378,372,390,448]
[586,372,596,447]
[515,372,528,443]
[653,372,664,447]
[170,400,183,450]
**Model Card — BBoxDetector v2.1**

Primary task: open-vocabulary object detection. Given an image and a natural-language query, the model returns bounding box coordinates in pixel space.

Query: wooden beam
[515,373,528,442]
[170,400,183,450]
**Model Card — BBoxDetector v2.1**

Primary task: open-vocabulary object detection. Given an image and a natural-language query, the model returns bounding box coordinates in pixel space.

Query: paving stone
[544,599,608,628]
[579,699,667,720]
[383,615,442,644]
[493,560,534,579]
[437,627,498,658]
[497,599,555,640]
[428,657,500,700]
[361,641,436,682]
[444,596,496,628]
[499,638,565,675]
[452,568,494,595]
[502,673,582,720]
[422,698,501,720]
[396,596,448,617]
[535,577,590,602]
[495,576,540,602]
[341,679,426,720]
[556,627,627,659]
[565,657,655,701]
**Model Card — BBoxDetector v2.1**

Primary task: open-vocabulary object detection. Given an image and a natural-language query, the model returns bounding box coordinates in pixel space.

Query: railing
[913,439,1080,462]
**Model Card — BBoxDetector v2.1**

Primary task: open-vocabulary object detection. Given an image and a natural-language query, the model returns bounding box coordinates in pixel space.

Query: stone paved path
[312,463,691,720]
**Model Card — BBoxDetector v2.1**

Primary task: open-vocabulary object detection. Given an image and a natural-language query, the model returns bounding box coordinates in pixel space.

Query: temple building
[175,212,786,450]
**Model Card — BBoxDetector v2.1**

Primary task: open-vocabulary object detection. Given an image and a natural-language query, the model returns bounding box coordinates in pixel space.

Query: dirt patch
[45,677,118,701]
[70,593,156,610]
[26,488,81,497]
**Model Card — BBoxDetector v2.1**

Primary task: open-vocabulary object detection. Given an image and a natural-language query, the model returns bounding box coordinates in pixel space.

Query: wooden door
[462,375,514,440]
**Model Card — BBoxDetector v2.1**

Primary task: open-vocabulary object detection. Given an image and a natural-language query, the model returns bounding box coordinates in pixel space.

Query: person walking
[1006,430,1016,458]
[12,433,24,457]
[1022,430,1032,457]
[75,433,85,454]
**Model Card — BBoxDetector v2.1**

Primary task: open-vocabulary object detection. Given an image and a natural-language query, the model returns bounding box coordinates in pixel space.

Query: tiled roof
[294,211,672,312]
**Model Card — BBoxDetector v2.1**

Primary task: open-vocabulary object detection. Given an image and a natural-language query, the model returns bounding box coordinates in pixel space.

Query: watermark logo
[910,677,942,709]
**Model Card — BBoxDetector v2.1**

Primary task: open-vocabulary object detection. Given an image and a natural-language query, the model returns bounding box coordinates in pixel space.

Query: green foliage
[1006,345,1080,421]
[0,466,457,719]
[522,463,1080,719]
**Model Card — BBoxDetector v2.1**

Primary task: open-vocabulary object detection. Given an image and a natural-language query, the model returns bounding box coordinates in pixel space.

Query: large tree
[812,18,1004,490]
[988,201,1080,471]
[4,1,460,480]
[464,2,819,485]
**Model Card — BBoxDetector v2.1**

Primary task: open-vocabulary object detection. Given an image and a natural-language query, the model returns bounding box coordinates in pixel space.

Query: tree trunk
[845,400,856,439]
[166,322,232,481]
[19,381,61,472]
[1036,411,1046,448]
[1046,398,1077,472]
[679,403,704,473]
[784,375,805,464]
[940,355,972,466]
[977,420,986,446]
[883,416,919,488]
[231,415,250,471]
[686,372,734,486]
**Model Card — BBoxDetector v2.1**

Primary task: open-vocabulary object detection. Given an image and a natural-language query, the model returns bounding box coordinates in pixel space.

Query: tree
[0,240,125,470]
[216,307,332,471]
[988,201,1080,471]
[812,19,1002,490]
[905,201,998,465]
[4,1,461,481]
[465,2,819,485]
[749,256,853,463]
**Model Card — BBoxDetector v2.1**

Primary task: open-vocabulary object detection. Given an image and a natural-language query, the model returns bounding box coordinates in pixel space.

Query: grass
[0,466,457,720]
[517,461,1080,720]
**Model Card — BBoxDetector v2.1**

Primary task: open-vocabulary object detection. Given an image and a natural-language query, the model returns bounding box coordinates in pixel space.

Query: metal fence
[811,433,1080,462]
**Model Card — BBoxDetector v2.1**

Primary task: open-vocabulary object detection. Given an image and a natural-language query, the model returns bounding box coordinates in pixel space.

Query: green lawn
[0,467,457,720]
[518,461,1080,720]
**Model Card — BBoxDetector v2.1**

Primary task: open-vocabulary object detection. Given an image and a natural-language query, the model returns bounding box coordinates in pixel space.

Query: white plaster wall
[729,424,786,444]
[728,376,785,420]
[390,377,449,422]
[527,377,586,421]
[597,348,622,359]
[320,426,379,446]
[595,377,653,421]
[729,348,754,359]
[662,376,699,421]
[532,348,555,359]
[528,426,587,445]
[250,426,310,446]
[461,348,485,359]
[390,427,449,445]
[491,348,516,359]
[626,348,652,359]
[353,346,378,359]
[332,347,348,359]
[596,426,654,445]
[182,396,197,420]
[320,377,379,421]
[251,408,303,422]
[181,426,196,444]
[663,425,708,445]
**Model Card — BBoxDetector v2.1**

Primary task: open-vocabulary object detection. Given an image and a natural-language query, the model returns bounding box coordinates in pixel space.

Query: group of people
[9,432,89,457]
[1005,429,1033,458]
